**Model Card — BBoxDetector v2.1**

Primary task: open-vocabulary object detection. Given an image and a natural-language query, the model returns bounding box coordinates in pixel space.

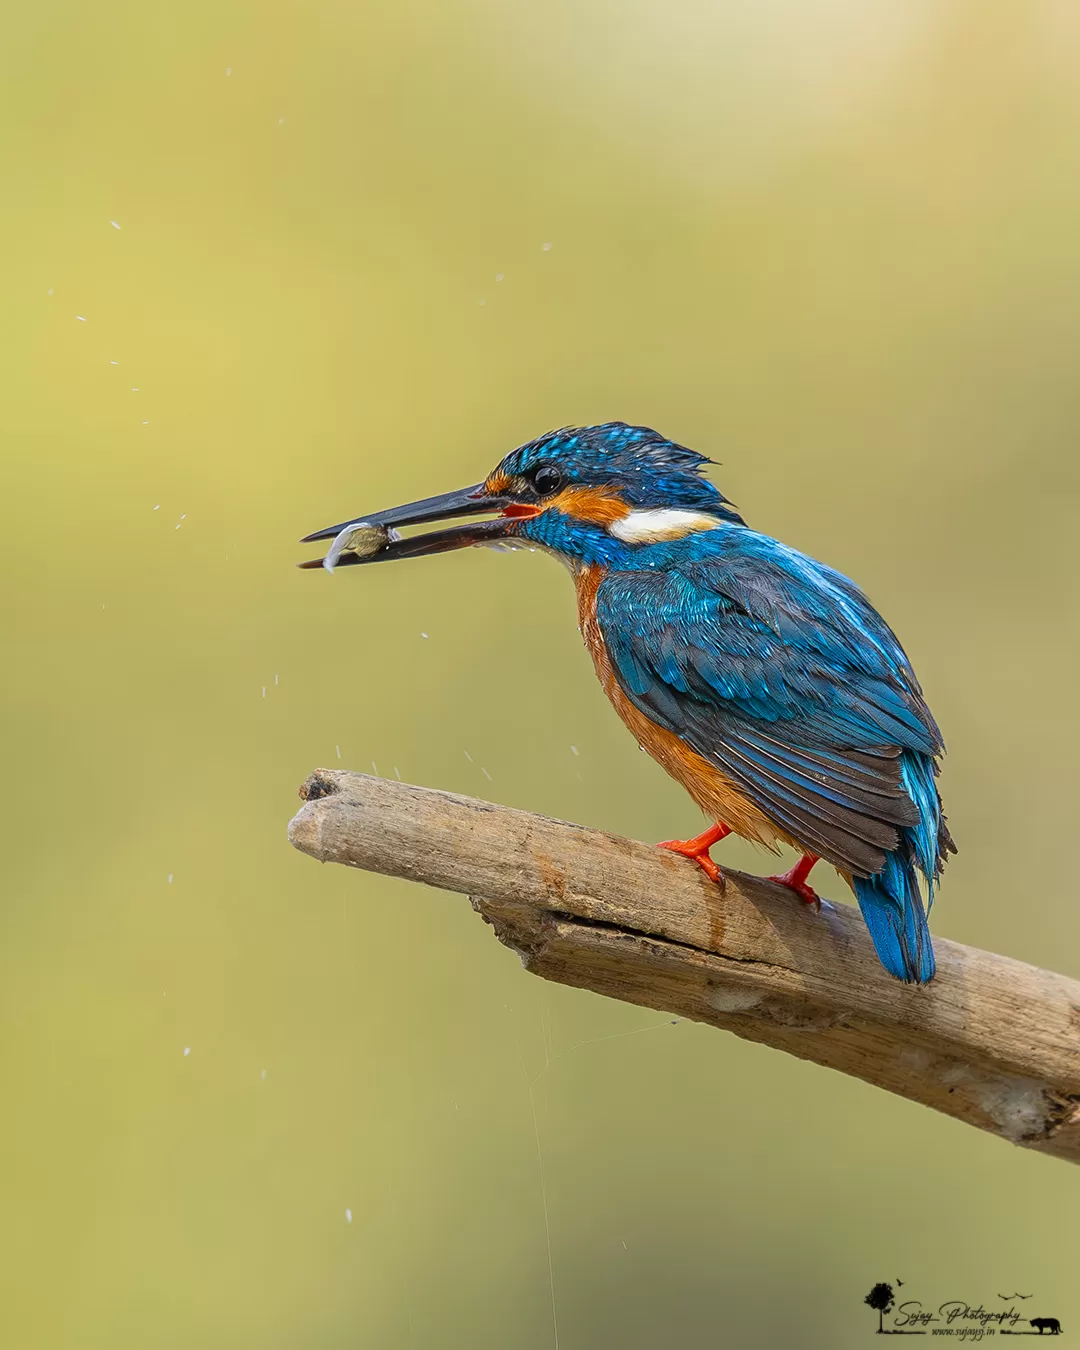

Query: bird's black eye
[531,465,563,496]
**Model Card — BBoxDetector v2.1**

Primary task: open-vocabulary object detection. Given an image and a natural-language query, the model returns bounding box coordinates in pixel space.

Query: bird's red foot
[766,853,820,909]
[658,823,732,889]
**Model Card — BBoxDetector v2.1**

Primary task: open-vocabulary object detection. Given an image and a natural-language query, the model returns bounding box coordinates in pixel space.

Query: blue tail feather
[853,850,936,984]
[851,748,947,983]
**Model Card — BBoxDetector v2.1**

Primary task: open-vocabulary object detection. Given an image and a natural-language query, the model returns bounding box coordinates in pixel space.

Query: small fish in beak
[321,521,403,573]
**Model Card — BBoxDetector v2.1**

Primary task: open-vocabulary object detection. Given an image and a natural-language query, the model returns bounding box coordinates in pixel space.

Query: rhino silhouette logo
[1030,1318,1062,1335]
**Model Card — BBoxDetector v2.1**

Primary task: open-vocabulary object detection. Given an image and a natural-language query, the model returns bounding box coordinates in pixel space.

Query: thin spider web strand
[517,1043,560,1350]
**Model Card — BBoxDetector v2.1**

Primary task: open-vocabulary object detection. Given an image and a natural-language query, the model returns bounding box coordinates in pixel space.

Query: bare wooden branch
[289,769,1080,1164]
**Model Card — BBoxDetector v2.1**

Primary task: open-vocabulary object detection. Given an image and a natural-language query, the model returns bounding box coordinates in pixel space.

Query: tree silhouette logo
[866,1283,896,1334]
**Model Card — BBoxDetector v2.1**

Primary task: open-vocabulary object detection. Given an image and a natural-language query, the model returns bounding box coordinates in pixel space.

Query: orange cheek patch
[551,486,630,526]
[484,470,512,496]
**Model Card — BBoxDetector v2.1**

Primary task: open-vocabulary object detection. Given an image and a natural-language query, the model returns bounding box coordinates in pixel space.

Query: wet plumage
[301,421,955,983]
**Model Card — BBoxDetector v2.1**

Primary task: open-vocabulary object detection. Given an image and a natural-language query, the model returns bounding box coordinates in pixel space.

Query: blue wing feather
[595,529,953,900]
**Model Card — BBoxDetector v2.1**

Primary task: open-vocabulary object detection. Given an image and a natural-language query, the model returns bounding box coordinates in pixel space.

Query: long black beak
[298,483,528,571]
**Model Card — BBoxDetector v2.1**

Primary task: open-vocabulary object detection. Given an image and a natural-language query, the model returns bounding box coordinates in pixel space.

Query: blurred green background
[3,0,1080,1345]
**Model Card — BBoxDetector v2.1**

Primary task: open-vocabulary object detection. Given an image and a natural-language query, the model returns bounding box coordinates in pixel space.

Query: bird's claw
[658,837,726,891]
[766,862,821,910]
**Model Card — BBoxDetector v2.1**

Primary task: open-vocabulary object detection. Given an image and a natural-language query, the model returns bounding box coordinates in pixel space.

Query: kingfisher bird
[300,423,954,983]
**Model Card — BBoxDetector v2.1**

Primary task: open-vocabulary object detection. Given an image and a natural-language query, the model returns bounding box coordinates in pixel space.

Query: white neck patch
[609,508,725,544]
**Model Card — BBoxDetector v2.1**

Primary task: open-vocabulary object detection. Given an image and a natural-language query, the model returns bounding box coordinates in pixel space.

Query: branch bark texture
[289,769,1080,1165]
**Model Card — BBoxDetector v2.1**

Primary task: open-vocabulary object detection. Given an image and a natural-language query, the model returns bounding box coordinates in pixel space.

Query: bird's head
[299,422,744,572]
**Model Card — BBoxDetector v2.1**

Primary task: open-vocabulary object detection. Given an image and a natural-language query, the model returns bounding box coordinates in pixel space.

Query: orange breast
[574,565,787,850]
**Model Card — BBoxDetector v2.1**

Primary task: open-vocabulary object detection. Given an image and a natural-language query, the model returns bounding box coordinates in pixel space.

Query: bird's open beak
[298,483,541,571]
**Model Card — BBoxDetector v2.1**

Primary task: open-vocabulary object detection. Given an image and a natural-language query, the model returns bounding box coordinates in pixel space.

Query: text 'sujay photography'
[5,2,1078,1347]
